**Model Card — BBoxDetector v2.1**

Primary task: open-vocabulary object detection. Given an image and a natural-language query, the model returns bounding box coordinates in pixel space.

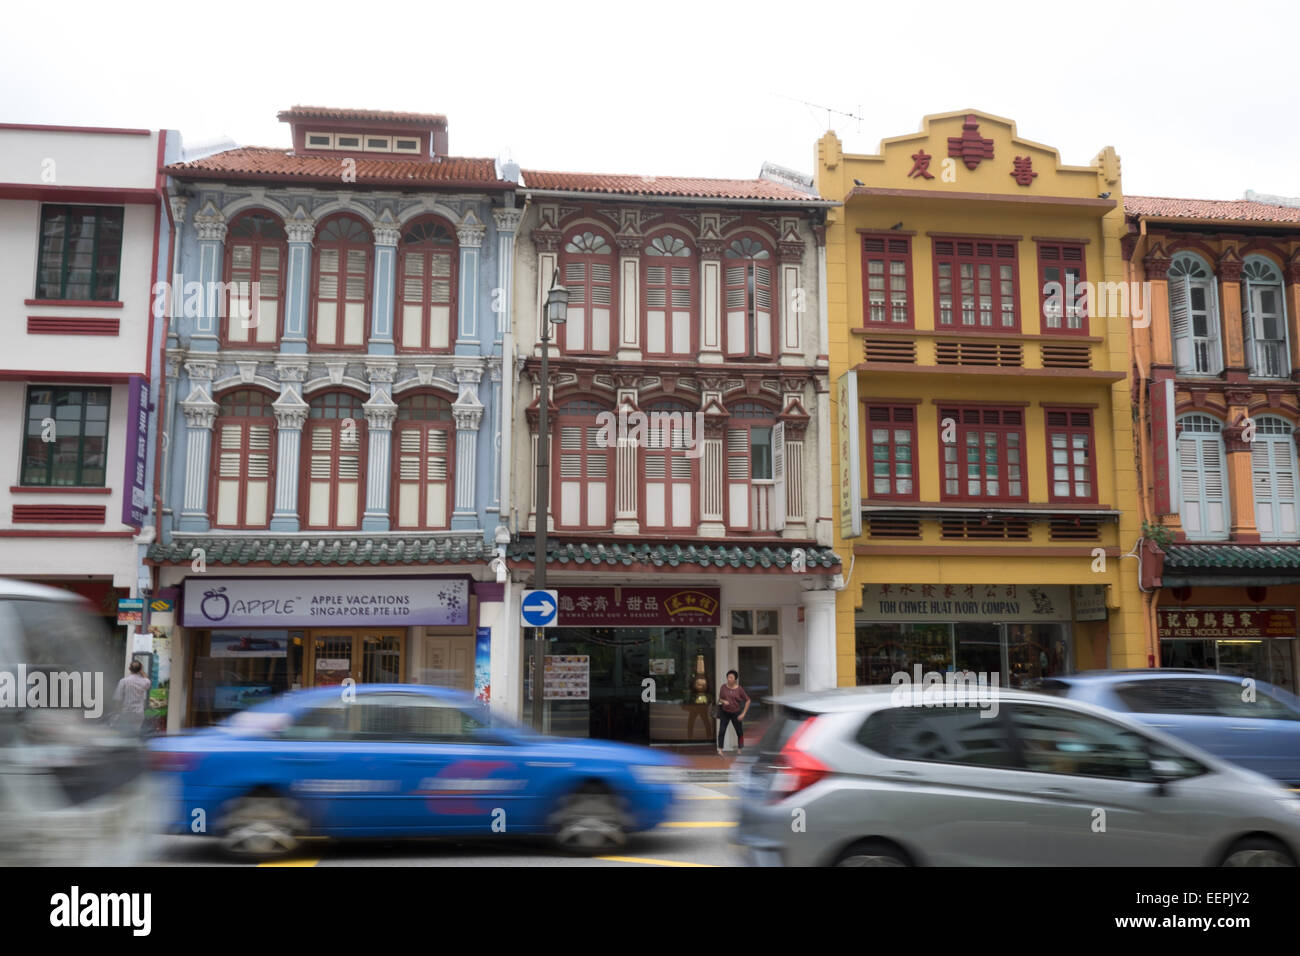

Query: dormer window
[394,138,421,154]
[364,136,392,152]
[305,132,334,148]
[335,134,362,150]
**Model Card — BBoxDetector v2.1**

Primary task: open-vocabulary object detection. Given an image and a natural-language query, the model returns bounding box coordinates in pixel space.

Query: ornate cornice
[531,228,561,252]
[193,207,227,243]
[373,225,401,247]
[778,240,805,262]
[272,393,309,430]
[457,223,487,249]
[284,209,316,244]
[616,236,643,257]
[1217,249,1243,283]
[179,393,218,430]
[697,239,724,259]
[492,207,524,234]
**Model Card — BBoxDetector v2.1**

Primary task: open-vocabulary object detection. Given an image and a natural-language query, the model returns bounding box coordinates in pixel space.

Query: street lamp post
[532,274,567,731]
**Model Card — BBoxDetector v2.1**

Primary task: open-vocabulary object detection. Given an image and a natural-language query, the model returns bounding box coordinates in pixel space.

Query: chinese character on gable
[1009,156,1037,186]
[908,149,935,180]
[947,114,995,170]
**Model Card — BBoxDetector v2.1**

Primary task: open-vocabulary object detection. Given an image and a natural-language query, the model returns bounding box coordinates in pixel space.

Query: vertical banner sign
[837,371,862,538]
[474,627,491,703]
[122,375,149,526]
[1149,379,1174,515]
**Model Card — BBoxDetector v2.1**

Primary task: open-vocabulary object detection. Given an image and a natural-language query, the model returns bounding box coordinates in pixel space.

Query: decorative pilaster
[698,232,725,364]
[178,361,218,531]
[1219,248,1245,378]
[282,208,315,354]
[451,363,484,530]
[778,218,805,363]
[617,225,643,361]
[613,384,640,534]
[368,216,400,356]
[191,203,226,351]
[1224,393,1259,542]
[492,207,523,343]
[456,212,487,355]
[697,387,728,537]
[361,394,397,532]
[801,589,838,693]
[269,359,309,531]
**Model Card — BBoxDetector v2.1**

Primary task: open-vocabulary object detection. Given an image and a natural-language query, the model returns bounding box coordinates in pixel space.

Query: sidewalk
[658,745,742,783]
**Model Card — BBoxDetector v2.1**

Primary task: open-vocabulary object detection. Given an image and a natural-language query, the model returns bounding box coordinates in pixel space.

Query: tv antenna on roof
[773,94,865,132]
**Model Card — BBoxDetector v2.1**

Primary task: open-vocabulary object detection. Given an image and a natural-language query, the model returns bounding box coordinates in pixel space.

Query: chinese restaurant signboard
[1158,608,1296,640]
[554,587,721,627]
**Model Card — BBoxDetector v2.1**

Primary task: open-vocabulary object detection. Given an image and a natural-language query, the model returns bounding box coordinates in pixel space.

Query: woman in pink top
[716,669,750,756]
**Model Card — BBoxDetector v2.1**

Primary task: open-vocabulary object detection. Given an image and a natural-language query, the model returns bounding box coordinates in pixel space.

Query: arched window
[393,394,454,530]
[642,400,697,531]
[561,231,614,355]
[1251,416,1298,541]
[211,389,274,528]
[723,236,774,359]
[643,233,694,357]
[726,400,780,531]
[1169,253,1221,375]
[553,399,612,530]
[398,218,457,352]
[303,392,366,529]
[313,214,372,349]
[223,212,285,347]
[1176,414,1228,540]
[1242,257,1289,379]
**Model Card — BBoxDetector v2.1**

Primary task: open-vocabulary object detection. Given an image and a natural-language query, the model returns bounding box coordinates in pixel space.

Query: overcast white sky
[2,0,1296,201]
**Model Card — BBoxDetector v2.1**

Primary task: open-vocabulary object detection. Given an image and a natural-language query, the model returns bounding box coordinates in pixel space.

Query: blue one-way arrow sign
[521,589,559,628]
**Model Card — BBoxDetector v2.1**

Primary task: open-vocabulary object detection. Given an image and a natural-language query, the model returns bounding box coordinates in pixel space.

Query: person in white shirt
[113,660,152,736]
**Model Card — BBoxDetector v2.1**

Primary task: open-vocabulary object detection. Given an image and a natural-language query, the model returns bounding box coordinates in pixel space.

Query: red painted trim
[391,415,455,530]
[0,183,156,204]
[209,394,276,529]
[310,213,373,351]
[26,316,120,336]
[860,233,914,329]
[936,405,1029,503]
[220,209,287,349]
[9,486,112,494]
[24,299,123,308]
[12,504,107,523]
[931,236,1021,333]
[559,228,617,357]
[640,233,697,358]
[1042,406,1099,504]
[0,530,134,538]
[0,123,150,135]
[1036,239,1089,335]
[394,215,459,354]
[861,403,918,501]
[0,370,138,382]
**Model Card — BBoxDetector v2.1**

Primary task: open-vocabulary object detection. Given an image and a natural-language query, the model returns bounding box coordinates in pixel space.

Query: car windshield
[220,691,523,739]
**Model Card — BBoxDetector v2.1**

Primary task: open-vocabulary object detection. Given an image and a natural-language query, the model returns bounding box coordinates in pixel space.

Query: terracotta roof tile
[166,146,513,190]
[521,169,820,202]
[277,106,447,127]
[1126,195,1300,224]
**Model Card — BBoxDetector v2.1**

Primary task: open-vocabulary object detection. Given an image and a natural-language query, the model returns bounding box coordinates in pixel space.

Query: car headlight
[630,765,682,786]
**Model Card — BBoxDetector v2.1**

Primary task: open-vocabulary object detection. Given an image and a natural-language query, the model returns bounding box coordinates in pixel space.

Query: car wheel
[550,787,628,855]
[218,794,306,862]
[1220,837,1296,867]
[835,840,910,867]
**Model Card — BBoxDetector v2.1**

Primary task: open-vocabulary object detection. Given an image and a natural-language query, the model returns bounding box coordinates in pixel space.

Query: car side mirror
[1150,758,1183,795]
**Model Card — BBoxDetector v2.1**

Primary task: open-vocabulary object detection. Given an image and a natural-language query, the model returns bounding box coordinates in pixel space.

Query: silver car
[0,579,159,865]
[735,686,1300,866]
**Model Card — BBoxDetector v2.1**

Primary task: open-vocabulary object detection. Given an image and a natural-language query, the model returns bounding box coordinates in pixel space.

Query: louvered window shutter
[1169,275,1192,372]
[336,421,363,528]
[426,428,449,528]
[727,428,751,528]
[396,426,422,528]
[724,265,749,356]
[1254,435,1298,540]
[1275,438,1299,538]
[1203,280,1223,374]
[1200,436,1227,538]
[754,264,773,357]
[307,425,334,527]
[245,425,272,526]
[216,423,243,526]
[771,421,786,531]
[585,426,609,527]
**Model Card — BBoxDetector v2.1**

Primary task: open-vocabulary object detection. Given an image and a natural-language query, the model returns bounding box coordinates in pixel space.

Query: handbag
[707,703,718,720]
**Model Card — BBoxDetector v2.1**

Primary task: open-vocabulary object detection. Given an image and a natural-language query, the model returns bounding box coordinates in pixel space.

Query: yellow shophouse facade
[819,110,1146,687]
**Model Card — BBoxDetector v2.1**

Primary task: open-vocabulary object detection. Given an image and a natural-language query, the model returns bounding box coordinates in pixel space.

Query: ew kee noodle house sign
[183,577,469,628]
[555,587,721,627]
[1158,608,1297,640]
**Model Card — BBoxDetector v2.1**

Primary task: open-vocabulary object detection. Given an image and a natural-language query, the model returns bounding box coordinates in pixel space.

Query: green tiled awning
[147,536,494,567]
[508,540,840,571]
[1163,545,1300,571]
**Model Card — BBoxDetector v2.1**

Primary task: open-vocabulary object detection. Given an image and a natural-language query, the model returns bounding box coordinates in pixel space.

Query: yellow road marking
[597,855,716,867]
[258,858,320,867]
[657,821,737,828]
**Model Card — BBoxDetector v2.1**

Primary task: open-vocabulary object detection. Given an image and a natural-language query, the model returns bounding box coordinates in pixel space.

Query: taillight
[150,751,200,774]
[767,717,829,801]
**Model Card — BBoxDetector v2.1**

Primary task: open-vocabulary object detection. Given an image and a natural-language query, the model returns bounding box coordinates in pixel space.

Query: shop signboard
[837,371,862,539]
[117,597,144,625]
[859,584,1073,623]
[1157,608,1297,640]
[1072,585,1108,622]
[554,586,721,628]
[182,577,469,628]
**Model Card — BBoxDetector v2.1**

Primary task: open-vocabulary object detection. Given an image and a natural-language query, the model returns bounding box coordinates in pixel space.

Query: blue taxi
[148,685,684,860]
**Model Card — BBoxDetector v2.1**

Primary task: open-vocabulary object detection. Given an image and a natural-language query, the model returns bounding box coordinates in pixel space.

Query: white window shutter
[726,428,750,528]
[1169,275,1192,372]
[1252,438,1273,537]
[1204,279,1224,374]
[771,421,786,531]
[1177,436,1202,536]
[1201,436,1227,537]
